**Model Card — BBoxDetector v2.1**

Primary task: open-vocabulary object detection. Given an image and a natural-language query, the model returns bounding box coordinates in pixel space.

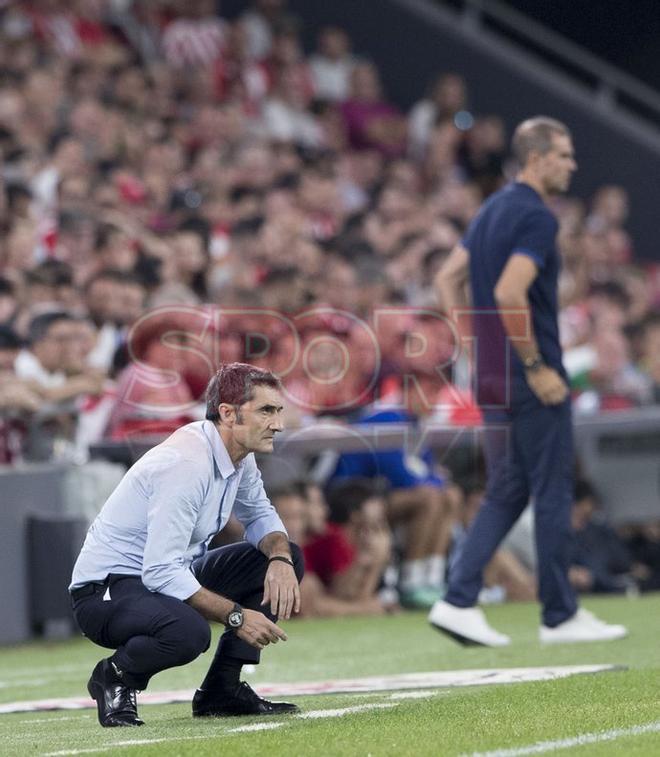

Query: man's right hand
[525,365,569,405]
[236,608,288,651]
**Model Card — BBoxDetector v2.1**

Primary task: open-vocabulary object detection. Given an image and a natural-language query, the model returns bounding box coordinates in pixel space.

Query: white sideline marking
[389,690,439,700]
[1,665,619,714]
[300,703,397,719]
[19,716,91,724]
[44,739,199,756]
[465,719,660,757]
[227,722,285,733]
[42,702,400,754]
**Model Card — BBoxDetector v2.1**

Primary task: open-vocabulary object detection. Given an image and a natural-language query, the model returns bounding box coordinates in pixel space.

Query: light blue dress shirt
[70,420,287,600]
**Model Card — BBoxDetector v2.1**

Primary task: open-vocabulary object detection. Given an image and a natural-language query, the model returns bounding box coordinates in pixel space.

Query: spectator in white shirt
[309,26,356,103]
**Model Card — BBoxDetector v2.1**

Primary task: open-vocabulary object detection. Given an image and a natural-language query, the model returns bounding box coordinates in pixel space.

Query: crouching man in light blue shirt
[70,363,304,727]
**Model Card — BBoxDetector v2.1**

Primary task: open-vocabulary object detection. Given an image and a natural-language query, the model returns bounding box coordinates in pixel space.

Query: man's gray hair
[512,116,571,166]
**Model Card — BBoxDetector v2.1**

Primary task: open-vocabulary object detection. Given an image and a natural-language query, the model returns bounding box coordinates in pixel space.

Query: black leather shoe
[192,682,299,717]
[87,659,144,727]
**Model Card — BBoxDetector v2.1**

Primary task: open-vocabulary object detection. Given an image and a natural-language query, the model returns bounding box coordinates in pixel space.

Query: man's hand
[525,366,569,405]
[236,608,288,651]
[261,560,301,620]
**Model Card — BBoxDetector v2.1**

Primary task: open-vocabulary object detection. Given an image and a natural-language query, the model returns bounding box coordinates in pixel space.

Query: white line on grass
[300,703,398,719]
[389,690,441,700]
[227,722,285,733]
[19,716,92,724]
[43,738,201,756]
[41,702,400,755]
[465,720,660,757]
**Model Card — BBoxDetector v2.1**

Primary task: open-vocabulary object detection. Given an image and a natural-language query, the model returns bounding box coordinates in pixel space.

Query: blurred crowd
[1,0,659,464]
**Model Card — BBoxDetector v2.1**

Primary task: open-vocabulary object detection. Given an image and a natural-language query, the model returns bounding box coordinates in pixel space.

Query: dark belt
[70,580,107,601]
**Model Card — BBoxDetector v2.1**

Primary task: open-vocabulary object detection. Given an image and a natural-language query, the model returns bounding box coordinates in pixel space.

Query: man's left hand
[262,560,300,620]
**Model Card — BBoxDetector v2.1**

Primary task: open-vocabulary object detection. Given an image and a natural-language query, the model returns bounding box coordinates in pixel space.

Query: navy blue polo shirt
[462,182,565,407]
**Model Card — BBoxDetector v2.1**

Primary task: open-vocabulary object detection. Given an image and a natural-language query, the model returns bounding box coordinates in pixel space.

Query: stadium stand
[0,0,659,638]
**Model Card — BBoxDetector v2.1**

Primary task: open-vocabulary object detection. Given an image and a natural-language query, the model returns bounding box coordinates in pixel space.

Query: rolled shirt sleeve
[142,450,206,600]
[233,454,288,548]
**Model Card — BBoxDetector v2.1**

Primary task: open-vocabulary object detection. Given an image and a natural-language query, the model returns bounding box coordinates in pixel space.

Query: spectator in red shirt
[272,480,393,617]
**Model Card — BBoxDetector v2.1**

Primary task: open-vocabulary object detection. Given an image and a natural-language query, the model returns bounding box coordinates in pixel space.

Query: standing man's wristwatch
[522,354,544,372]
[226,603,244,630]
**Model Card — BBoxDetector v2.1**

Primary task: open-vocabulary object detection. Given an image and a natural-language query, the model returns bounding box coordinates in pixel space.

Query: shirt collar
[513,181,543,203]
[202,420,237,479]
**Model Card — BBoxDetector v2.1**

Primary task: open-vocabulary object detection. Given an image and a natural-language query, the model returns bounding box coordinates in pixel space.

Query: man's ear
[218,403,235,426]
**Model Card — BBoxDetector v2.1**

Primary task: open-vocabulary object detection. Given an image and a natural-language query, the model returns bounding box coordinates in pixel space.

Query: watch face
[228,610,243,628]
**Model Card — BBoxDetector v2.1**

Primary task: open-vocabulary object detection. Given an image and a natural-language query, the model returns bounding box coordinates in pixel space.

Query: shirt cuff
[244,514,288,549]
[143,566,201,601]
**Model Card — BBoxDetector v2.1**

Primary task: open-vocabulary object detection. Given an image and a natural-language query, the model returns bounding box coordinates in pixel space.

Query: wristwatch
[226,603,244,630]
[522,353,544,372]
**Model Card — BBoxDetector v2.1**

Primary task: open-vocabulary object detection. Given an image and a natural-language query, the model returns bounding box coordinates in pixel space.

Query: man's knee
[413,484,444,513]
[169,612,211,664]
[289,542,305,583]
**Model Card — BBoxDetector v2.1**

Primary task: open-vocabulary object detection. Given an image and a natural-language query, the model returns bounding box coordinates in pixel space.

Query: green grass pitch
[1,594,660,756]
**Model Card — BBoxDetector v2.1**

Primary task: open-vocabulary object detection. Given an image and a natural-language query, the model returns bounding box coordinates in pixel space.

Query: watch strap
[268,555,294,567]
[523,354,544,372]
[226,602,244,629]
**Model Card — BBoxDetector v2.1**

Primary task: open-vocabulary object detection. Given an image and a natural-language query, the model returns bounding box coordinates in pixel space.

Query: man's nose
[271,415,284,432]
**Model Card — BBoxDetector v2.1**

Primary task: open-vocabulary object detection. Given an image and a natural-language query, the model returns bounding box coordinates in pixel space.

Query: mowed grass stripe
[465,719,660,756]
[1,595,659,756]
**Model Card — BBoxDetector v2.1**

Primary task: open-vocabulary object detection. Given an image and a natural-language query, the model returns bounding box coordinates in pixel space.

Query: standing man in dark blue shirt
[429,117,627,645]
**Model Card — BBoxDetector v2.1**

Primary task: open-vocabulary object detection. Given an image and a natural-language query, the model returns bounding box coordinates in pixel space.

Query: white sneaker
[428,600,511,647]
[540,608,628,644]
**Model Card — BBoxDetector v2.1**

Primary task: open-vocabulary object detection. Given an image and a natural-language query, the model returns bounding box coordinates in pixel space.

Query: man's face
[537,134,577,195]
[231,384,285,454]
[33,319,79,373]
[0,347,18,374]
[305,484,329,535]
[274,494,306,544]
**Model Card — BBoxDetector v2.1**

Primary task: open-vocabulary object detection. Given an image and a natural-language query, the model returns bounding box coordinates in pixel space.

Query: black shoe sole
[429,621,484,647]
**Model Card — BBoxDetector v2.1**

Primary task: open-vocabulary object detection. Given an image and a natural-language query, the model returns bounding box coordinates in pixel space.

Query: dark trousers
[445,396,578,627]
[72,541,304,690]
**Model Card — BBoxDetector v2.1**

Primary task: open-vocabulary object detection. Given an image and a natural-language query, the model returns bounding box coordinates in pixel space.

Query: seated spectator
[572,326,652,411]
[105,313,199,440]
[618,519,660,593]
[261,65,323,148]
[640,313,660,403]
[85,269,147,374]
[408,73,467,160]
[0,277,19,327]
[309,26,356,103]
[272,480,392,617]
[14,311,104,404]
[161,0,227,70]
[329,398,459,609]
[0,325,40,462]
[240,0,289,61]
[568,480,640,594]
[340,61,407,157]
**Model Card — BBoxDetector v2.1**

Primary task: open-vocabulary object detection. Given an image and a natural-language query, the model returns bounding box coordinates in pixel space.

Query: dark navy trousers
[72,541,303,690]
[445,395,578,627]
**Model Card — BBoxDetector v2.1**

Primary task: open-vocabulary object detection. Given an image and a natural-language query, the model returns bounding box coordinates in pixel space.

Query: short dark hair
[0,325,21,351]
[25,260,74,288]
[205,362,281,421]
[27,311,75,344]
[325,477,387,525]
[512,116,571,166]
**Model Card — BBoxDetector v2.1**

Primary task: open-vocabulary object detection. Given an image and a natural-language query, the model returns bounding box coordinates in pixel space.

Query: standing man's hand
[262,559,301,620]
[526,365,569,405]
